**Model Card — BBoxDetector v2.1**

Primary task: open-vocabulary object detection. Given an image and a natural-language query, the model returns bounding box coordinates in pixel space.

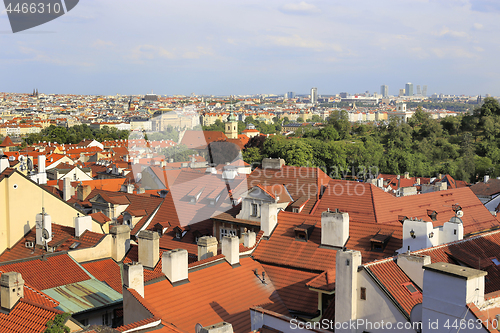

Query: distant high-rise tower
[417,85,421,96]
[311,87,318,104]
[405,83,414,97]
[422,85,427,97]
[285,92,295,100]
[381,85,388,98]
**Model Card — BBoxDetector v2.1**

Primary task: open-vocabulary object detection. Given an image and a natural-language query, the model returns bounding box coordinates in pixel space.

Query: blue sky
[1,0,499,96]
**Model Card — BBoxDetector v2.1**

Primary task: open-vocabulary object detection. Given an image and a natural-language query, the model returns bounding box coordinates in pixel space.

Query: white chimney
[260,201,278,237]
[198,236,218,261]
[484,175,490,183]
[397,253,431,289]
[1,272,24,310]
[222,236,239,266]
[138,230,160,269]
[0,151,9,174]
[162,249,189,286]
[423,263,486,326]
[123,263,144,298]
[38,155,46,173]
[199,322,234,333]
[376,177,383,188]
[321,209,349,248]
[243,231,256,248]
[110,225,130,262]
[335,250,361,332]
[63,177,73,201]
[74,215,92,237]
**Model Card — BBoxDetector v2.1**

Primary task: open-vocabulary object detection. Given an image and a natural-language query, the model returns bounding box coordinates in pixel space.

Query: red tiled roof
[0,224,105,262]
[143,257,289,333]
[180,130,227,150]
[261,264,319,315]
[313,180,500,235]
[115,317,162,332]
[0,253,91,290]
[365,258,422,316]
[306,269,335,292]
[89,212,111,225]
[470,179,500,197]
[82,258,123,294]
[0,135,15,147]
[253,211,401,272]
[0,299,63,333]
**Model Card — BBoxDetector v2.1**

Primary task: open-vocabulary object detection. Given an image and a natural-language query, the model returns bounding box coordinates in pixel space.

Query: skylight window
[405,283,417,293]
[491,258,500,265]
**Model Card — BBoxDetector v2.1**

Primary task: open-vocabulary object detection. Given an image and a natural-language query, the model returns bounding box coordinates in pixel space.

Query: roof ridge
[414,228,500,254]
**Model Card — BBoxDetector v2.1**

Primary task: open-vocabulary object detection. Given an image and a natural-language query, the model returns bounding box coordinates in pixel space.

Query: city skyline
[1,1,500,96]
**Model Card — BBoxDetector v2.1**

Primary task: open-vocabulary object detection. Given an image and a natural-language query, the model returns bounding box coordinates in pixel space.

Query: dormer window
[294,223,315,242]
[174,226,190,239]
[427,210,438,221]
[251,203,259,217]
[370,230,392,251]
[402,282,421,299]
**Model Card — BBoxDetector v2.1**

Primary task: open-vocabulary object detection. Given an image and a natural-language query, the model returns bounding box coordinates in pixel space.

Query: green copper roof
[228,111,237,122]
[43,279,122,314]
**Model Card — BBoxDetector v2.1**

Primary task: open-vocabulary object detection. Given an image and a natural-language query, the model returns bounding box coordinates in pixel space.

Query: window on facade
[251,203,258,217]
[220,228,237,239]
[102,313,109,326]
[360,287,366,300]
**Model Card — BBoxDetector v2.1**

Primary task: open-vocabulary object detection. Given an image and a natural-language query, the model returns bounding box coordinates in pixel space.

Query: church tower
[225,106,238,139]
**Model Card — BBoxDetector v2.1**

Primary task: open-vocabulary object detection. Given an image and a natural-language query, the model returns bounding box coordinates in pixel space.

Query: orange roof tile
[143,257,289,333]
[0,299,63,333]
[0,253,91,290]
[82,258,123,294]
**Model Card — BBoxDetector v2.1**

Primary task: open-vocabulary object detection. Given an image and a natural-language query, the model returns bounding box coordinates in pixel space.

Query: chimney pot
[321,210,349,248]
[123,263,144,298]
[137,230,160,269]
[1,272,24,310]
[222,236,239,266]
[74,215,92,238]
[198,236,218,261]
[162,249,189,286]
[243,231,256,248]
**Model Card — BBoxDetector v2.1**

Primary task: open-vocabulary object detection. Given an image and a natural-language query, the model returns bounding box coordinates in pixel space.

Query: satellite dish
[42,229,50,240]
[456,210,464,218]
[19,155,25,162]
[195,323,203,333]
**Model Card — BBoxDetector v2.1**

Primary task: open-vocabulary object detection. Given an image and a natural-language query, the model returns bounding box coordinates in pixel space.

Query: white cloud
[472,23,483,30]
[436,27,468,38]
[266,34,342,52]
[182,46,214,59]
[128,44,175,62]
[280,2,319,15]
[92,40,115,49]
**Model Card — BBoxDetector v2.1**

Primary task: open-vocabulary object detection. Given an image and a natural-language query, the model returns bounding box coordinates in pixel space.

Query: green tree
[44,313,70,333]
[242,147,262,165]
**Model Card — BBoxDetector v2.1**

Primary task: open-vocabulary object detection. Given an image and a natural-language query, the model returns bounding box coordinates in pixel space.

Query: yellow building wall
[0,170,103,254]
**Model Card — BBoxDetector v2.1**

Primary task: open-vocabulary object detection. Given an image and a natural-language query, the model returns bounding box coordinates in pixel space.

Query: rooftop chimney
[262,158,285,170]
[75,215,92,237]
[484,175,490,183]
[222,236,239,266]
[63,177,73,201]
[38,155,46,173]
[376,177,383,188]
[243,231,256,248]
[397,253,431,289]
[260,201,278,237]
[110,224,130,262]
[321,209,349,248]
[199,322,234,333]
[0,151,8,174]
[137,230,159,269]
[123,263,144,298]
[1,272,24,310]
[404,172,410,179]
[162,249,189,286]
[77,184,91,201]
[198,236,218,261]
